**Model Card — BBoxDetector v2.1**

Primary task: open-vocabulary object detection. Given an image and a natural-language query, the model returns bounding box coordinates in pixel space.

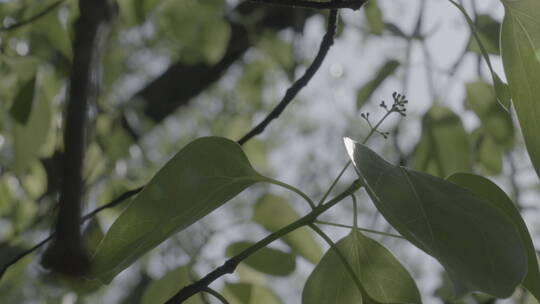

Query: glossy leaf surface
[345,138,528,297]
[447,173,540,302]
[225,241,296,276]
[500,0,540,178]
[302,230,421,304]
[252,194,322,263]
[89,137,264,282]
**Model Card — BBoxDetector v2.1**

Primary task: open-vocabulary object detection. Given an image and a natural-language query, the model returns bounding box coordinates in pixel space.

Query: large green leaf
[89,137,265,282]
[414,105,471,177]
[222,282,282,304]
[252,194,322,264]
[344,138,528,298]
[500,0,540,178]
[447,173,540,302]
[465,81,514,147]
[225,241,296,277]
[356,60,400,110]
[302,230,421,304]
[141,266,202,304]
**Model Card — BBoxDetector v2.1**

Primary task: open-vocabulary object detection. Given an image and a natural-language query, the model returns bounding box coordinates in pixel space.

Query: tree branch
[247,0,365,10]
[164,180,362,304]
[41,0,113,276]
[237,9,340,145]
[0,187,142,280]
[135,4,312,123]
[1,0,64,32]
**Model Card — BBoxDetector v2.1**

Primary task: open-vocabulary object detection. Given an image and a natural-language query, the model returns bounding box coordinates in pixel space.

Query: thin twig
[247,0,366,10]
[164,180,362,304]
[1,0,64,32]
[315,220,405,239]
[237,9,340,145]
[0,187,142,280]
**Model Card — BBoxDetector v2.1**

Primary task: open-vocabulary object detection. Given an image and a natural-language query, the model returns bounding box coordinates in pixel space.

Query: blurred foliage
[0,0,538,303]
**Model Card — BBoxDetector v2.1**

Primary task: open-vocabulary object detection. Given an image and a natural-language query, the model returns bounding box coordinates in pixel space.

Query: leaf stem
[264,177,316,209]
[202,287,230,304]
[308,223,365,296]
[164,180,362,303]
[315,220,405,239]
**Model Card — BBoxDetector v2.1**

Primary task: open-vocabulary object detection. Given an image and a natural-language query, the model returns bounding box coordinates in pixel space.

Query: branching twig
[1,0,64,32]
[237,9,340,145]
[0,187,142,280]
[247,0,366,10]
[164,180,362,304]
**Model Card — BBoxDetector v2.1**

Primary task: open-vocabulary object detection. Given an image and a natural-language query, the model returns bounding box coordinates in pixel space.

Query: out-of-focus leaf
[414,105,471,177]
[447,173,540,302]
[9,77,36,125]
[141,266,202,304]
[467,15,500,55]
[449,0,512,109]
[89,137,266,283]
[158,0,230,64]
[225,241,296,277]
[84,143,106,184]
[344,138,528,298]
[13,72,53,174]
[364,0,383,35]
[258,33,294,70]
[356,60,399,110]
[500,0,540,179]
[302,230,421,304]
[32,8,72,60]
[465,81,514,147]
[471,131,503,176]
[253,194,322,264]
[222,282,282,304]
[20,161,47,200]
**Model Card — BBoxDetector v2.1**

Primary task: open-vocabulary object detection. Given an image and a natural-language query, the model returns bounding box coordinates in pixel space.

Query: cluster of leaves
[1,0,540,303]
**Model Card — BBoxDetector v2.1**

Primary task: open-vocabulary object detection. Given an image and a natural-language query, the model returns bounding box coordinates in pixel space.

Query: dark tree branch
[164,180,362,304]
[237,9,339,145]
[0,187,143,280]
[41,0,112,276]
[1,0,64,32]
[135,4,312,123]
[247,0,365,10]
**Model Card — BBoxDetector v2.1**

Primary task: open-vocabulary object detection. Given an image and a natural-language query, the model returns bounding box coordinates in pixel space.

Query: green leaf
[467,15,500,55]
[449,0,511,109]
[89,137,265,282]
[222,283,282,304]
[447,173,540,302]
[9,77,36,125]
[414,105,471,177]
[141,266,202,304]
[252,194,322,264]
[364,0,384,35]
[158,0,230,64]
[225,241,296,277]
[465,81,514,147]
[302,230,421,304]
[13,72,53,174]
[356,60,399,110]
[476,134,503,175]
[500,0,540,179]
[344,138,528,298]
